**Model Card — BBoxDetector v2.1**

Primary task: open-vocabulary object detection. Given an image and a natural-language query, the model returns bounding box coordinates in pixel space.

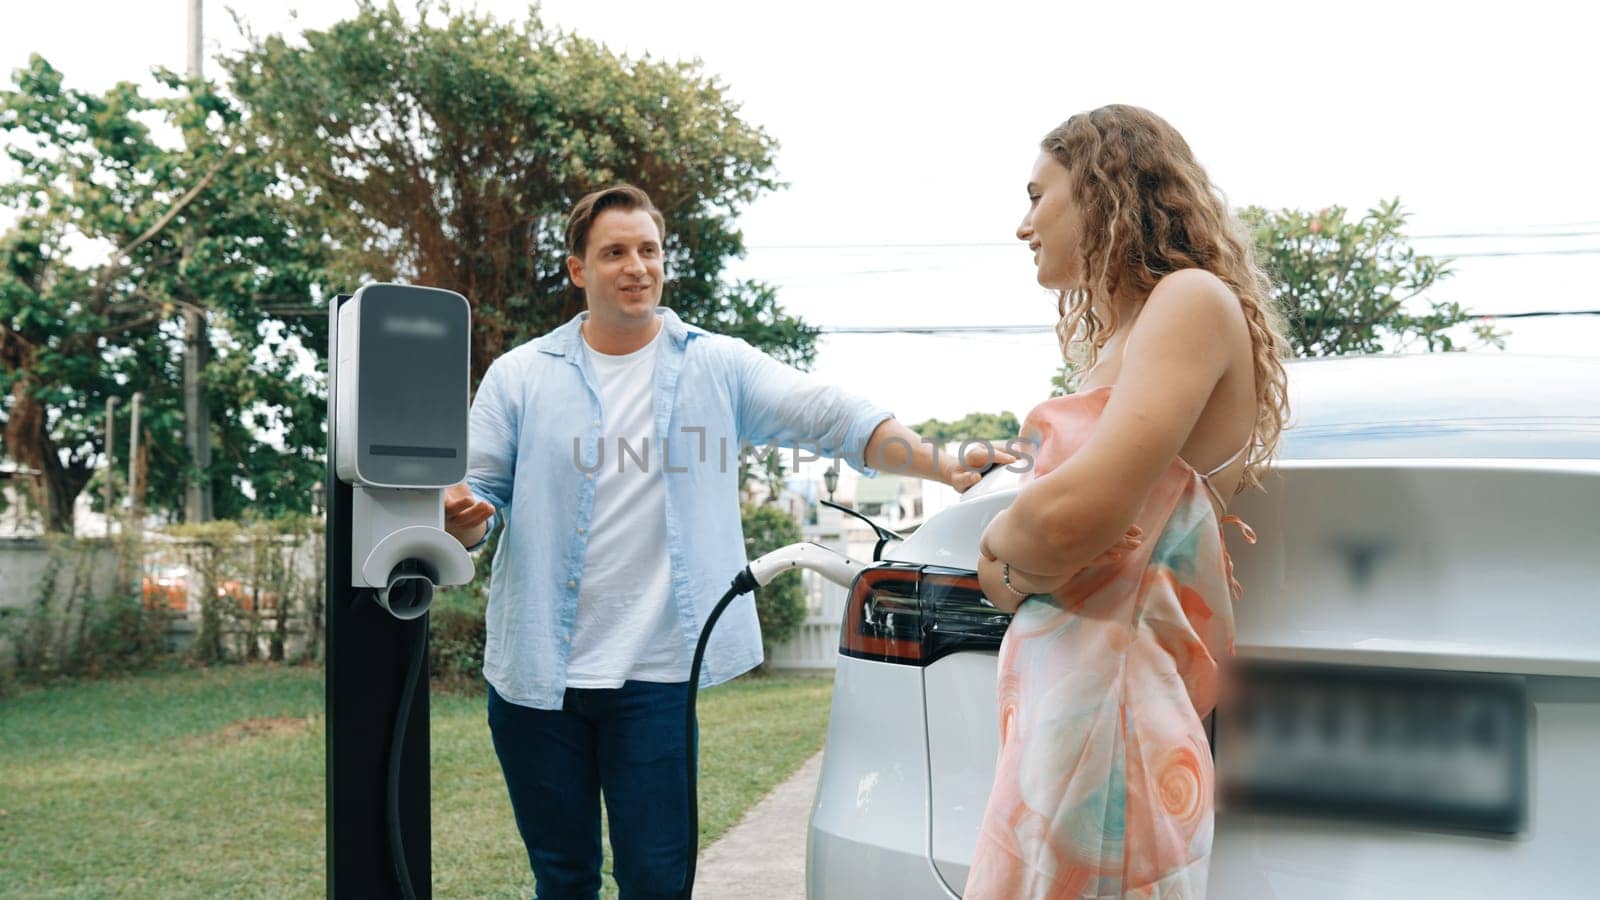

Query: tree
[912,410,1021,445]
[0,219,99,531]
[1049,362,1079,398]
[1240,199,1505,357]
[740,501,806,659]
[223,1,817,385]
[0,57,331,530]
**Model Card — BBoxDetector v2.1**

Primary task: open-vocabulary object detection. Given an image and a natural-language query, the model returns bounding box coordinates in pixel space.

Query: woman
[966,105,1291,898]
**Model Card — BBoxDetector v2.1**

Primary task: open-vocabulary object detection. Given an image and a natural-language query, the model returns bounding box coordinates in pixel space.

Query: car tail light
[839,564,1011,665]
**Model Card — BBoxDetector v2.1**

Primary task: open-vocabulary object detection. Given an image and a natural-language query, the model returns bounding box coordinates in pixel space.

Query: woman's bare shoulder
[1138,268,1250,354]
[1147,268,1240,315]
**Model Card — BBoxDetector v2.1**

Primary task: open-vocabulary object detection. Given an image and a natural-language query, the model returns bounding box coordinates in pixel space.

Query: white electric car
[806,353,1600,898]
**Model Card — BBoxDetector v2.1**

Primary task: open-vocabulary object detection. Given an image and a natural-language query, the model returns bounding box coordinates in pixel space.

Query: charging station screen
[356,285,470,487]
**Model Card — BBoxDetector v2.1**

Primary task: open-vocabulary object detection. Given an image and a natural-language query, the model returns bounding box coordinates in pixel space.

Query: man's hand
[863,420,1021,493]
[951,443,1019,494]
[444,482,495,549]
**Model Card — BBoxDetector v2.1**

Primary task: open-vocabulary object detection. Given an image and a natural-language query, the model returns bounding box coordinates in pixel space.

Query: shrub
[740,502,807,659]
[162,516,324,665]
[76,593,168,678]
[429,604,487,692]
[0,535,165,682]
[0,518,325,686]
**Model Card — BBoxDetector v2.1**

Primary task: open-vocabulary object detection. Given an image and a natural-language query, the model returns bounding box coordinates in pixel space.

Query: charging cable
[357,587,427,900]
[680,543,865,899]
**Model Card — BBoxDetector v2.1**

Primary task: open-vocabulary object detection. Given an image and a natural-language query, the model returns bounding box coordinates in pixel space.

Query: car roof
[1280,353,1600,459]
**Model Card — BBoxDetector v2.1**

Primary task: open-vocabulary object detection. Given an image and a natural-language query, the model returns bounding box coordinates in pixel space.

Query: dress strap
[1220,514,1256,545]
[1195,438,1253,510]
[1198,473,1229,512]
[1195,442,1258,603]
[1202,440,1251,479]
[1218,514,1257,601]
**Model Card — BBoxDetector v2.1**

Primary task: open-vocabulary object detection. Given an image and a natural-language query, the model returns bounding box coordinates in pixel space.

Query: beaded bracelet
[1000,562,1032,600]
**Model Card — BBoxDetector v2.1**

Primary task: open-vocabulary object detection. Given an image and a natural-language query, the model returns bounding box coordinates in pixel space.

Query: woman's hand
[978,515,1144,612]
[977,553,1029,613]
[981,512,1142,567]
[977,547,1068,612]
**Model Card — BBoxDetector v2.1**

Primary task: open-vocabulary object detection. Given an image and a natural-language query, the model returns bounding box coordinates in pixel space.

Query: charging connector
[680,542,866,899]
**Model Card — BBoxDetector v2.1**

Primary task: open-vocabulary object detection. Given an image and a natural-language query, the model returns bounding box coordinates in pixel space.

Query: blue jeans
[487,680,695,900]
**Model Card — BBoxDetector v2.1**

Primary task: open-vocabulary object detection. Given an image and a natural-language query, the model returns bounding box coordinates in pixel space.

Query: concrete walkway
[693,749,823,899]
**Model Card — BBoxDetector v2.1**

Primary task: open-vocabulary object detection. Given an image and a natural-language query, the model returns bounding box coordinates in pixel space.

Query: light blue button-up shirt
[467,308,892,709]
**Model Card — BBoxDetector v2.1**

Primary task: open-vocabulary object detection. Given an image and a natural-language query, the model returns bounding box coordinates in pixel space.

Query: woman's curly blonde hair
[1043,105,1290,492]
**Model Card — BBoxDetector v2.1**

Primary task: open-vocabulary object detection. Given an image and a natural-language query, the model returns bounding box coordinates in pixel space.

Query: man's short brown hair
[564,184,666,259]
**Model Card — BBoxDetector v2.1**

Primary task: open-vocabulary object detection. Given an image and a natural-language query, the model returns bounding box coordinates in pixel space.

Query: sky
[5,0,1599,423]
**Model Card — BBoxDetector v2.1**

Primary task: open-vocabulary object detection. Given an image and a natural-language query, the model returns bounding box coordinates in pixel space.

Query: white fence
[765,524,851,671]
[0,538,121,673]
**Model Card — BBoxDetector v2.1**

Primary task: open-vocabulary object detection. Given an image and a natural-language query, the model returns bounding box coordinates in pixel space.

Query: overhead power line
[816,309,1600,335]
[748,241,1015,250]
[1413,229,1600,240]
[1441,247,1600,258]
[821,325,1046,334]
[257,306,1600,324]
[746,230,1600,252]
[1485,309,1600,319]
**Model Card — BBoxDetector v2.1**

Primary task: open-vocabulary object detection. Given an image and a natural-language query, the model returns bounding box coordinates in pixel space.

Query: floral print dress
[965,386,1254,900]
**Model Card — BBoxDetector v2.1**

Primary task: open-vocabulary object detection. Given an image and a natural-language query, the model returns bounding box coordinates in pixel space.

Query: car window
[1279,357,1600,460]
[1281,418,1600,459]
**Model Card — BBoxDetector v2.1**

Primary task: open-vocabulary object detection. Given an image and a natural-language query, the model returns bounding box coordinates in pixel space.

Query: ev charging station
[322,282,884,899]
[326,283,474,899]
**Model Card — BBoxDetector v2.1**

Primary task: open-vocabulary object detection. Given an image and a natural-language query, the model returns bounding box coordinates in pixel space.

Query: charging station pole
[326,292,431,898]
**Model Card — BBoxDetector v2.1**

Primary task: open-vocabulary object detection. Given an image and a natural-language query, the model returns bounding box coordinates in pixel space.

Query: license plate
[1215,661,1529,834]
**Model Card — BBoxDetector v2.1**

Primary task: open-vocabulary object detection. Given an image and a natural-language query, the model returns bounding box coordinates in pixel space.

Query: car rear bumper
[808,824,954,899]
[810,658,1600,898]
[1211,673,1600,898]
[807,655,953,899]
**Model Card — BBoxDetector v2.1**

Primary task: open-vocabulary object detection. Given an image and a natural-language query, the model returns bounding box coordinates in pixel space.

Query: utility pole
[183,0,212,523]
[128,392,144,524]
[105,396,119,536]
[187,0,203,76]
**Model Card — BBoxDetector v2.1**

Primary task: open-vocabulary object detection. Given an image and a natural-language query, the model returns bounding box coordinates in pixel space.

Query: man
[443,184,991,898]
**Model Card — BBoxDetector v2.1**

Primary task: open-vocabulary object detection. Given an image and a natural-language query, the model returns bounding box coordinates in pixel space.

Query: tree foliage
[3,1,814,531]
[740,501,806,658]
[0,58,329,531]
[1241,198,1505,356]
[1041,199,1505,396]
[223,0,816,382]
[912,410,1021,445]
[1049,362,1079,398]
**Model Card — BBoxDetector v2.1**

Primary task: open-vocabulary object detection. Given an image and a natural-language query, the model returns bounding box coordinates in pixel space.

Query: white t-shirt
[565,329,687,687]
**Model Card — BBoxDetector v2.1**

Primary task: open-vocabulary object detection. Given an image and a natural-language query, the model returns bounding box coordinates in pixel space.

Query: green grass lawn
[0,664,832,898]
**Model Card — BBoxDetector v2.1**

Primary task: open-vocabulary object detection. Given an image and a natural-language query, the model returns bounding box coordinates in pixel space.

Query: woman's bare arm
[980,270,1245,578]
